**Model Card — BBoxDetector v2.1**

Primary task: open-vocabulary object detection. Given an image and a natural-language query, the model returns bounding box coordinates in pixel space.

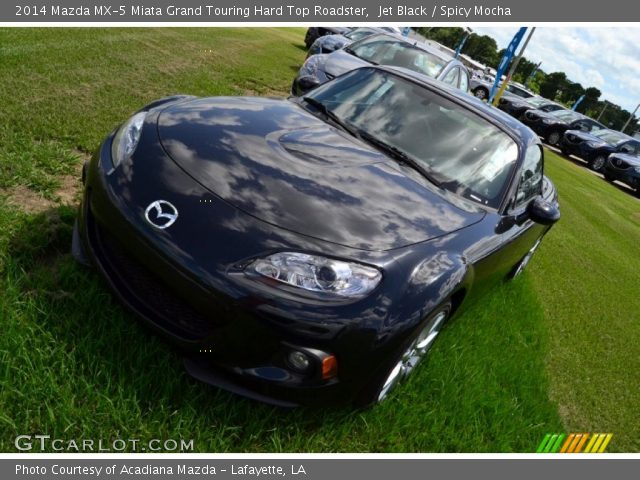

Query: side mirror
[296,76,321,94]
[527,196,560,225]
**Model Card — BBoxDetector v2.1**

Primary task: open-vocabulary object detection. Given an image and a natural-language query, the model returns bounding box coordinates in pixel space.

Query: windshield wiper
[354,129,441,187]
[302,97,358,136]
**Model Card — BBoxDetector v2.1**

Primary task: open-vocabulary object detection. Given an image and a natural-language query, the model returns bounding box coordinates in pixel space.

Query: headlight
[634,166,640,174]
[248,252,381,298]
[110,111,147,170]
[541,118,554,125]
[587,141,606,148]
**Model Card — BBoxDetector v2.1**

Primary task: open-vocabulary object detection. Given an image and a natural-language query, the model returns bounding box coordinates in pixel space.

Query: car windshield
[304,68,519,208]
[591,129,629,145]
[550,109,581,121]
[344,28,376,41]
[347,35,447,79]
[527,97,550,107]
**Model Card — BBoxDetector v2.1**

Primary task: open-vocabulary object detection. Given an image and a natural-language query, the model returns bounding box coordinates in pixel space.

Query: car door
[468,145,548,289]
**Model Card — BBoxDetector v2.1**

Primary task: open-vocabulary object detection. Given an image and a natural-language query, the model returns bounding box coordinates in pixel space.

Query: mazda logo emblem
[144,200,178,229]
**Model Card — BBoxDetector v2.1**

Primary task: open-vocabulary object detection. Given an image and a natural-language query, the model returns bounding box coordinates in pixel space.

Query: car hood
[564,130,606,144]
[157,97,485,251]
[610,153,640,166]
[322,50,370,77]
[526,109,568,124]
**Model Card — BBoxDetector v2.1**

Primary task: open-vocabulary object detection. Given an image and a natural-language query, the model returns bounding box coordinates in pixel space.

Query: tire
[508,238,543,280]
[473,88,488,100]
[357,302,452,406]
[547,131,561,146]
[589,155,606,172]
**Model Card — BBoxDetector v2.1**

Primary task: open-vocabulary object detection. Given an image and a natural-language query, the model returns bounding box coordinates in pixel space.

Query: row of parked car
[300,27,640,197]
[494,86,640,196]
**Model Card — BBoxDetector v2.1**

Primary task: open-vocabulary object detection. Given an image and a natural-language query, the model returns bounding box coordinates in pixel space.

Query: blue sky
[474,27,638,112]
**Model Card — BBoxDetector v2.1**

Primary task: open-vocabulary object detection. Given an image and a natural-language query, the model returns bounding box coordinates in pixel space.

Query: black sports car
[560,128,640,172]
[498,95,564,119]
[73,66,559,407]
[520,108,604,146]
[603,152,640,196]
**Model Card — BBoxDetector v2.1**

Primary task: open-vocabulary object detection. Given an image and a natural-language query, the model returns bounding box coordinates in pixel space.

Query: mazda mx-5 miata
[73,66,560,407]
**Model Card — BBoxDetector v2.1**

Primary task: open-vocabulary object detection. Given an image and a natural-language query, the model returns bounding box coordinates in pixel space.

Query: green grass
[0,28,638,452]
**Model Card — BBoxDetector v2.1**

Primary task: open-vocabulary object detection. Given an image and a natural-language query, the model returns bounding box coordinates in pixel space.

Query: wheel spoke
[377,309,449,402]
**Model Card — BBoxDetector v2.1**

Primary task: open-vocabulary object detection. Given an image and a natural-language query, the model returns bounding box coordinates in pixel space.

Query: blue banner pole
[572,94,585,111]
[489,27,527,103]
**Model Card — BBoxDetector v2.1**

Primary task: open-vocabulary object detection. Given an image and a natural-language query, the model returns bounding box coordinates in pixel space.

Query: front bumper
[603,158,640,190]
[559,136,594,160]
[73,121,407,406]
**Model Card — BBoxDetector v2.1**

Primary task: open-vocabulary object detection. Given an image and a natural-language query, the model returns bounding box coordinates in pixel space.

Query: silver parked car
[293,33,470,96]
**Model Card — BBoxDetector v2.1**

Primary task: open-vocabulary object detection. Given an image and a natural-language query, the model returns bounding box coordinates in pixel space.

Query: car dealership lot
[0,28,638,451]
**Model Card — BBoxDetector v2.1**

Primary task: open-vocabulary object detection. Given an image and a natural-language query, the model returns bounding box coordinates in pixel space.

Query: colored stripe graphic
[574,433,589,453]
[597,434,613,453]
[538,433,612,453]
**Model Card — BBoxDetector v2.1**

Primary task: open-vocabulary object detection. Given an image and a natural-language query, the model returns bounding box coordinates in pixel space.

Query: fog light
[287,351,311,372]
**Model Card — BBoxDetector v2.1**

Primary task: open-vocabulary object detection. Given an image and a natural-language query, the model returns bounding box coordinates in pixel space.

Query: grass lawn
[0,28,638,452]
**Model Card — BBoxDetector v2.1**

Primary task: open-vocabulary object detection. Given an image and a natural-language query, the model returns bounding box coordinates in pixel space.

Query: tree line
[414,27,638,133]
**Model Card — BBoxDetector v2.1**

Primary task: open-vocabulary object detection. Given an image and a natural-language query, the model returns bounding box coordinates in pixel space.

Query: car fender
[384,250,472,332]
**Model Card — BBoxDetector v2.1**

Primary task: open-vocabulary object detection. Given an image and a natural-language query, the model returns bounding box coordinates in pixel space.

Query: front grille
[91,219,218,341]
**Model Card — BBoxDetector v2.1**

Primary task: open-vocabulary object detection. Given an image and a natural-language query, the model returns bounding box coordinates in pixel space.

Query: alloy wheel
[377,309,449,402]
[548,131,560,145]
[591,156,606,171]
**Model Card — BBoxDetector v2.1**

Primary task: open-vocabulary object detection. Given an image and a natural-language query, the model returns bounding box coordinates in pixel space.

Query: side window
[515,146,543,208]
[574,120,589,132]
[586,121,598,132]
[442,67,460,87]
[459,69,469,91]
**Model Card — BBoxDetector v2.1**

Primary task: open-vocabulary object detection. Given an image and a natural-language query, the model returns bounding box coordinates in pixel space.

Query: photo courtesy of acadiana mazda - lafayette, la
[520,108,605,147]
[72,66,559,407]
[560,128,640,172]
[292,33,470,96]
